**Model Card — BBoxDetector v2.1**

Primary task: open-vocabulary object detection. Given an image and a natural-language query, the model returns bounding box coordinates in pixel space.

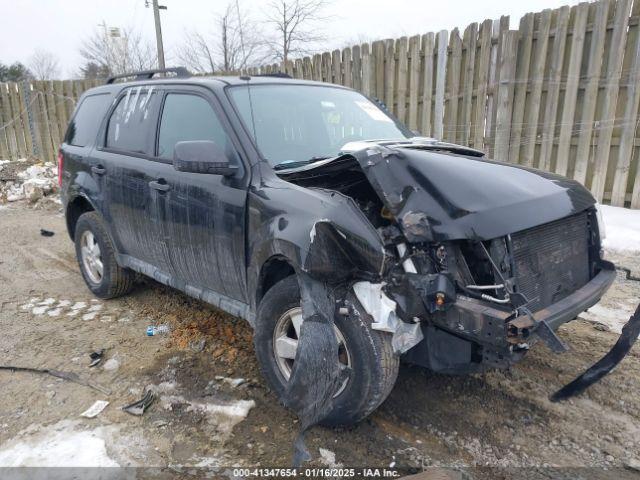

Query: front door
[154,89,249,303]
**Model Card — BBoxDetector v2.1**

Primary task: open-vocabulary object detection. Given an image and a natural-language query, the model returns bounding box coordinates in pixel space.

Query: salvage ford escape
[60,68,618,425]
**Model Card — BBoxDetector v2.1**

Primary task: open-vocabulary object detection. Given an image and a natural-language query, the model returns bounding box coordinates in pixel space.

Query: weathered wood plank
[539,5,571,172]
[351,45,361,91]
[420,33,435,136]
[361,43,372,96]
[372,40,385,100]
[472,19,493,149]
[485,16,509,155]
[434,30,448,140]
[408,35,420,131]
[312,54,322,81]
[43,81,62,152]
[384,39,396,113]
[493,31,518,162]
[332,49,341,84]
[444,29,462,143]
[16,82,34,156]
[0,84,13,159]
[555,2,590,176]
[460,22,478,145]
[321,51,332,83]
[521,9,552,167]
[396,37,409,124]
[574,0,611,186]
[618,1,640,207]
[342,47,352,87]
[8,82,28,158]
[509,13,534,164]
[591,0,633,202]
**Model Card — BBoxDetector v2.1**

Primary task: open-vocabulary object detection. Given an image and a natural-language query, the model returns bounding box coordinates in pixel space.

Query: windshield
[228,84,410,168]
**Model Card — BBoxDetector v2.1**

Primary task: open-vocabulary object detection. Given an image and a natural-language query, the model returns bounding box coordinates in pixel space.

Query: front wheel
[254,276,399,426]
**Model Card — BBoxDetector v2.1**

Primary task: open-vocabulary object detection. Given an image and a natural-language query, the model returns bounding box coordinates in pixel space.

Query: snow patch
[599,204,640,254]
[580,303,636,334]
[0,421,120,467]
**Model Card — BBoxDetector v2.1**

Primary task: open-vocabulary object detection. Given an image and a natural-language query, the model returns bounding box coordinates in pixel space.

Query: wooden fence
[1,0,640,208]
[0,79,102,166]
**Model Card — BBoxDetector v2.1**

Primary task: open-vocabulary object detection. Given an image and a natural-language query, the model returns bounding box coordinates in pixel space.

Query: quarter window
[157,93,234,160]
[105,87,160,155]
[66,94,111,147]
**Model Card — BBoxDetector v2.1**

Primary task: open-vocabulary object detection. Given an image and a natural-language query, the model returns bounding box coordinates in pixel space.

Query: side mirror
[173,140,238,176]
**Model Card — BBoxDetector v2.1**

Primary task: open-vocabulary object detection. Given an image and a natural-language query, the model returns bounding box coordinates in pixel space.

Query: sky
[1,0,583,78]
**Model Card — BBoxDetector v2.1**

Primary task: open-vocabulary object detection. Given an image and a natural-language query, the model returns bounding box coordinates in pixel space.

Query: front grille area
[510,212,590,312]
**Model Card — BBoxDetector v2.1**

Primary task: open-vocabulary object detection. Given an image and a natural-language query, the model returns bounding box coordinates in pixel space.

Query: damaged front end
[277,141,631,397]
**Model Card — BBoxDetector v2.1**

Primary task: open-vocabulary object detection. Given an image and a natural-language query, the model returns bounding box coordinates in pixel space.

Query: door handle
[149,179,170,192]
[91,165,106,175]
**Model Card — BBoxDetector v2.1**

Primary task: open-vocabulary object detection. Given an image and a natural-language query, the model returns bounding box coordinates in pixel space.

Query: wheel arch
[256,255,296,309]
[65,194,97,240]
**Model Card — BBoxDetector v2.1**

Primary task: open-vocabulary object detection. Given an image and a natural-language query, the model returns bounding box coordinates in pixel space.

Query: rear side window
[66,94,111,147]
[157,93,234,160]
[106,88,160,155]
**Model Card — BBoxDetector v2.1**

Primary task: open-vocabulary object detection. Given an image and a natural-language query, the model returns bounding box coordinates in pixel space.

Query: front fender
[247,178,387,310]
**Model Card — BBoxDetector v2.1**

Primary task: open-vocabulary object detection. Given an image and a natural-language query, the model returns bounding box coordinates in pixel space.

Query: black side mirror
[173,140,238,176]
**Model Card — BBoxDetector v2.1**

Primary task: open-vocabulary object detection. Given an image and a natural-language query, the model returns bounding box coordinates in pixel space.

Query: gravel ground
[0,200,639,479]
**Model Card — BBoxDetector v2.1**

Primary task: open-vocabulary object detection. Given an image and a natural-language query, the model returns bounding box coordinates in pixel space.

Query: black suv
[60,68,616,424]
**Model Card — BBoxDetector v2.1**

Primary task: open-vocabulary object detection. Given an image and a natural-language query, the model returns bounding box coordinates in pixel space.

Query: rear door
[91,86,172,273]
[62,92,113,210]
[154,87,249,303]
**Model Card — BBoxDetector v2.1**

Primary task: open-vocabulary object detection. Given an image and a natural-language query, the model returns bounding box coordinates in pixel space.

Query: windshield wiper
[273,156,332,170]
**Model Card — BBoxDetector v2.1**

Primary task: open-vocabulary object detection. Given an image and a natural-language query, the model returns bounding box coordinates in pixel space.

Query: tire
[74,211,134,299]
[254,275,399,426]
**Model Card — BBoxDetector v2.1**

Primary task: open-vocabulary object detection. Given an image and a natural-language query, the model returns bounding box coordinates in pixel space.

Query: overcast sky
[1,0,582,78]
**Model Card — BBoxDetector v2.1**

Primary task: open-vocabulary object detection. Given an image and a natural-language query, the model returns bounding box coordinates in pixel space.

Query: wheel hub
[273,307,351,397]
[80,230,103,284]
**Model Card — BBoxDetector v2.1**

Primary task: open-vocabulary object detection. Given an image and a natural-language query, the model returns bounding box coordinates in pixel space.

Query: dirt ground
[1,200,639,478]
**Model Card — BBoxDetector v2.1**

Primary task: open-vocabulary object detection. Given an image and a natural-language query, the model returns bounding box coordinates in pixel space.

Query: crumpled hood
[350,145,596,241]
[278,141,597,242]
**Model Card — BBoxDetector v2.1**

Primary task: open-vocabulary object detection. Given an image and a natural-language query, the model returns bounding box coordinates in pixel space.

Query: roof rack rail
[255,72,292,79]
[105,67,191,84]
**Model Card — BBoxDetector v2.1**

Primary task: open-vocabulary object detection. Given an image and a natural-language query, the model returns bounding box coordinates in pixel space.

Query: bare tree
[177,1,266,74]
[28,50,60,80]
[79,25,156,76]
[265,0,330,65]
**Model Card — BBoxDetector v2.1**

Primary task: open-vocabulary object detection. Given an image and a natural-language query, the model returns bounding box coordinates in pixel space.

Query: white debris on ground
[0,159,58,204]
[581,303,638,335]
[599,204,640,254]
[160,395,255,434]
[0,421,120,467]
[318,447,343,468]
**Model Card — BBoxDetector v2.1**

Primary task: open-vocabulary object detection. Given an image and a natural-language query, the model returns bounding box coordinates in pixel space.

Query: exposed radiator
[510,212,590,312]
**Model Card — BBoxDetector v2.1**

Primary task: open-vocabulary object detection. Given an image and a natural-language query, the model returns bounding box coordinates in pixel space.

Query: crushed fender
[550,302,640,402]
[283,274,350,467]
[0,365,111,395]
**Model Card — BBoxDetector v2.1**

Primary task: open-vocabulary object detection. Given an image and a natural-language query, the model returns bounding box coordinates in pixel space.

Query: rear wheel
[74,212,134,299]
[254,275,399,426]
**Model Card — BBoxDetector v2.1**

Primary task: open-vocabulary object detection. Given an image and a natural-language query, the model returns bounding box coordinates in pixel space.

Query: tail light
[57,150,63,187]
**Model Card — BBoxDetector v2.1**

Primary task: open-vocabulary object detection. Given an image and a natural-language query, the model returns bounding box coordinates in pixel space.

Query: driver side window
[157,93,235,161]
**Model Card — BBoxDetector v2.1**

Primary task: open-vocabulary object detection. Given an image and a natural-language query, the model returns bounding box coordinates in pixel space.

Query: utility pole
[148,0,166,69]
